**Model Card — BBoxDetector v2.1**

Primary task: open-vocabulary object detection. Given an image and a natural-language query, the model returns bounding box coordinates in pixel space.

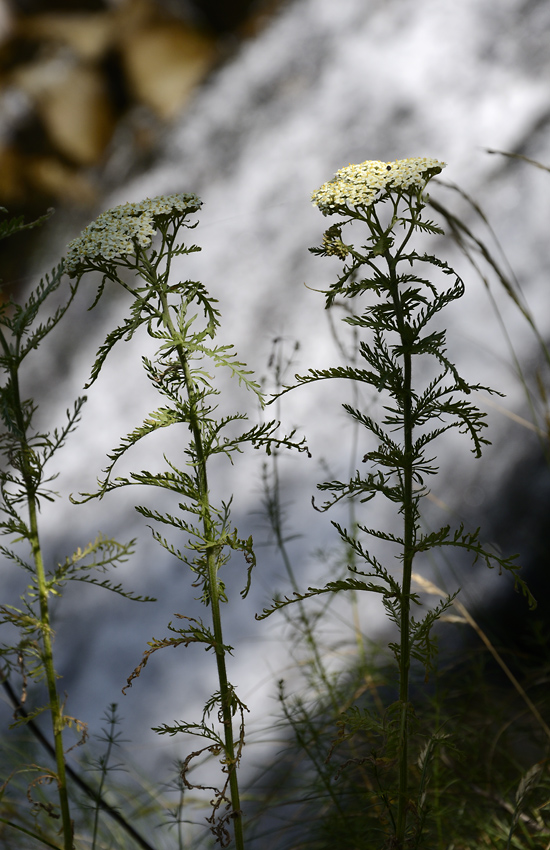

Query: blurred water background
[2,0,550,840]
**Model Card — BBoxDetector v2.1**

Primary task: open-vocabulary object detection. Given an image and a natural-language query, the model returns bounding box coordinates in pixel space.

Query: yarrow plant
[258,157,534,848]
[2,155,545,850]
[0,208,148,850]
[65,192,306,849]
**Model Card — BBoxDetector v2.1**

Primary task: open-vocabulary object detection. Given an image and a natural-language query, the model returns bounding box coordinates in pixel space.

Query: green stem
[158,291,245,850]
[8,359,73,850]
[387,251,414,848]
[396,348,413,847]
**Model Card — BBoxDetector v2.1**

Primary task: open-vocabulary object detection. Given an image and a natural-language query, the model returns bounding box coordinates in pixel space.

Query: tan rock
[27,154,97,205]
[0,146,96,206]
[119,22,217,120]
[0,146,22,203]
[0,0,13,47]
[12,57,115,165]
[15,12,114,62]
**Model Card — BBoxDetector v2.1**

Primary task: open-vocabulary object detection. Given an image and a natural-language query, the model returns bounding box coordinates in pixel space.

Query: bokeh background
[0,0,283,284]
[2,0,550,844]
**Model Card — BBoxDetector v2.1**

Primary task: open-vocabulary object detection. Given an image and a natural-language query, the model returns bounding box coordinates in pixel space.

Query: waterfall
[8,0,550,822]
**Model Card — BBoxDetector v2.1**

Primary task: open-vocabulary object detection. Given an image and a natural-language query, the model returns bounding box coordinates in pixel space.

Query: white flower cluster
[65,193,202,275]
[312,157,446,214]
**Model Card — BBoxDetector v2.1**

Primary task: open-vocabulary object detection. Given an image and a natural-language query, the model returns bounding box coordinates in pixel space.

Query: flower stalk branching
[257,158,535,848]
[0,208,146,850]
[67,194,308,848]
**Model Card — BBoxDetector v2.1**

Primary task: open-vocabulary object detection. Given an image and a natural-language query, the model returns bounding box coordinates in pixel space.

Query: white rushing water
[5,0,550,838]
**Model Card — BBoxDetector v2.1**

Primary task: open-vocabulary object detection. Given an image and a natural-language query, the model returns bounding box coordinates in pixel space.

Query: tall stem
[396,347,413,847]
[387,256,414,847]
[158,293,245,850]
[8,358,73,850]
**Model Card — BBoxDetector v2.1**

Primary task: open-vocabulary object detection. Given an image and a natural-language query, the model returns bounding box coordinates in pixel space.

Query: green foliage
[1,155,546,850]
[68,196,308,850]
[259,163,533,848]
[0,208,149,850]
[0,207,54,244]
[256,638,550,850]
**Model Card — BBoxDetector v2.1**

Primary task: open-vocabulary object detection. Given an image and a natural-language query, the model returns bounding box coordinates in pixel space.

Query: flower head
[65,193,202,276]
[312,157,446,214]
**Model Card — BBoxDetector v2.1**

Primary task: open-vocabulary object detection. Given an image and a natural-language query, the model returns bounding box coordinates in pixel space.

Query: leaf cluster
[276,188,531,623]
[0,212,143,714]
[66,204,312,850]
[152,684,248,848]
[262,185,532,847]
[74,215,310,650]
